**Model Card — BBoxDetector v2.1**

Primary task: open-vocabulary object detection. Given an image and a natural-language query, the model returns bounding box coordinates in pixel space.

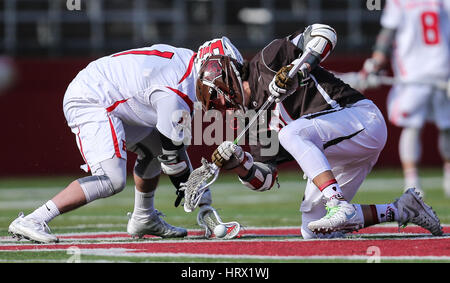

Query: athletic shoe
[8,212,59,243]
[395,188,443,236]
[197,205,241,239]
[127,210,187,238]
[307,198,363,234]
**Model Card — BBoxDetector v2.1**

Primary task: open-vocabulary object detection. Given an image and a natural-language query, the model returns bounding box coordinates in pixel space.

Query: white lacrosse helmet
[194,36,244,73]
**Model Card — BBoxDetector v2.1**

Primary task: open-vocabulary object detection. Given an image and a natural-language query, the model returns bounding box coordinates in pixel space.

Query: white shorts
[387,84,450,129]
[297,99,387,226]
[63,81,161,178]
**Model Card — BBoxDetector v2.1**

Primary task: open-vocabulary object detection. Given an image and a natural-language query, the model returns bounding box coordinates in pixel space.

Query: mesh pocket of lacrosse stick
[181,158,220,212]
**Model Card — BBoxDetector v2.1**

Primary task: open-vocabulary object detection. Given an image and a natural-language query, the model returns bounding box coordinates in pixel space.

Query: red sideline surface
[1,226,449,258]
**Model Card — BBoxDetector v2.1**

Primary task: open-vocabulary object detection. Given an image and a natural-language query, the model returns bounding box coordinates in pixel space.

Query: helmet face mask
[196,55,245,115]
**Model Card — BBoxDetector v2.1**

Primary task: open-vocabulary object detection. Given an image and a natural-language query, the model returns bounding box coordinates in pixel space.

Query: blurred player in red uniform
[8,38,242,243]
[195,24,443,238]
[361,0,450,198]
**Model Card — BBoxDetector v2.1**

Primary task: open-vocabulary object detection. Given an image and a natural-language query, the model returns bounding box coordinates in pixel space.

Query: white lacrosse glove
[211,141,244,169]
[358,58,385,91]
[269,64,300,103]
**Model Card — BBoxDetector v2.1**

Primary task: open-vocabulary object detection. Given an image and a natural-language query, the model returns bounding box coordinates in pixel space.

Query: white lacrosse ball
[213,224,227,238]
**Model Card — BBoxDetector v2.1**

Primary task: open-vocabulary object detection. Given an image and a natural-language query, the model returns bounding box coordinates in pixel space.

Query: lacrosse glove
[212,141,244,169]
[269,64,301,103]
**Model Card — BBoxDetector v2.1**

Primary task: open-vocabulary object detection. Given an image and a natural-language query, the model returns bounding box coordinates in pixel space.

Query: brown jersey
[245,34,366,165]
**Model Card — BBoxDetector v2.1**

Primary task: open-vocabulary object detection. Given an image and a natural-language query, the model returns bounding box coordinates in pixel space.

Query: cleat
[8,212,59,244]
[127,210,187,238]
[395,188,443,236]
[197,205,241,239]
[307,198,363,234]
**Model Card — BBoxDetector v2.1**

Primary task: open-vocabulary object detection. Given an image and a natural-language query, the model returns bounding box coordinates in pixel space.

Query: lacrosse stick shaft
[233,95,274,144]
[233,59,306,144]
[375,75,449,91]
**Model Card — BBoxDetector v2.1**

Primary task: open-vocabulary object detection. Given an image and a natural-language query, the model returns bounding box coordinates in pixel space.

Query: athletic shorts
[387,84,450,129]
[299,99,388,212]
[63,80,162,178]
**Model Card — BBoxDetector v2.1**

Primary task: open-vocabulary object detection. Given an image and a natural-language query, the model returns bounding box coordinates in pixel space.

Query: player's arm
[157,132,192,206]
[212,141,278,192]
[361,27,396,76]
[293,24,337,74]
[152,91,193,207]
[270,24,338,103]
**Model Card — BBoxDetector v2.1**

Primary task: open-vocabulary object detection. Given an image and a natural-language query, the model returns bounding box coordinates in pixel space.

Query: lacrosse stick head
[181,158,220,212]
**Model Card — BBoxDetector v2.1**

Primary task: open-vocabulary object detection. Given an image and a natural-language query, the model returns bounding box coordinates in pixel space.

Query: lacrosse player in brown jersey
[195,24,443,238]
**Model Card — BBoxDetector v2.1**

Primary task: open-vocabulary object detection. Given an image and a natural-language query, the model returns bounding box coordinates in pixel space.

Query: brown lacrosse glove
[211,141,244,170]
[269,64,300,103]
[274,65,296,89]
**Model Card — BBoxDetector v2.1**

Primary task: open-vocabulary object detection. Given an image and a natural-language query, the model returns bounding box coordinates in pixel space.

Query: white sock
[404,167,421,190]
[25,200,60,224]
[444,162,450,196]
[318,179,345,201]
[133,187,155,220]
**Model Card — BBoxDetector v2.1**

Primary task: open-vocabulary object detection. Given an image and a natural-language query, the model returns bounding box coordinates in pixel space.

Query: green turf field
[1,167,449,263]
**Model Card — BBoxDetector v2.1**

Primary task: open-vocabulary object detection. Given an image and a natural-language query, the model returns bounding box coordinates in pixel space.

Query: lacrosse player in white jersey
[8,38,243,243]
[361,0,450,198]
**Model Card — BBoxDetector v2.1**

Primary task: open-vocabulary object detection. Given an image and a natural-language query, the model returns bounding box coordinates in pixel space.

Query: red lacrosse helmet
[196,55,245,114]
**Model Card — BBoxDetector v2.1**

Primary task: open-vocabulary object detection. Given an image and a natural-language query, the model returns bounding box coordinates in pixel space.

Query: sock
[358,204,398,227]
[444,162,450,196]
[25,200,60,224]
[133,187,155,220]
[404,167,421,190]
[318,179,345,201]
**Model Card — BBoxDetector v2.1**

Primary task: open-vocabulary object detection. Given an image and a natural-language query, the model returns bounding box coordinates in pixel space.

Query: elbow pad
[300,24,337,62]
[239,162,278,192]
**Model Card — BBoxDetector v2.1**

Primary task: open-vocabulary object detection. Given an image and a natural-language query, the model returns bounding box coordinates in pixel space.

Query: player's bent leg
[127,175,188,238]
[8,156,127,244]
[78,156,127,203]
[126,138,187,238]
[399,127,424,198]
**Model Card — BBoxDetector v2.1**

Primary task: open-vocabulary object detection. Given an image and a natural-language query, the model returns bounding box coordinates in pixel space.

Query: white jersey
[381,0,450,80]
[63,44,197,141]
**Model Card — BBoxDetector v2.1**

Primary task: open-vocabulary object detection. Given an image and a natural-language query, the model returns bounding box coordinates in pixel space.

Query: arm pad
[239,162,278,192]
[293,24,337,75]
[157,132,193,207]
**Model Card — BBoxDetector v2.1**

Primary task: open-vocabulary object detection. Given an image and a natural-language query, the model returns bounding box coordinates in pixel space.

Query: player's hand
[358,57,385,91]
[212,141,244,169]
[269,64,300,103]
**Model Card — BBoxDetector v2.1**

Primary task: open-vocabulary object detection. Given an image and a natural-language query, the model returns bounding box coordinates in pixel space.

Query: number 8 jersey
[381,0,450,81]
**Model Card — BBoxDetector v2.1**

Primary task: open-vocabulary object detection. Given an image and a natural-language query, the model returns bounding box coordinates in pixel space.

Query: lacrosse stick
[334,71,450,98]
[182,58,306,212]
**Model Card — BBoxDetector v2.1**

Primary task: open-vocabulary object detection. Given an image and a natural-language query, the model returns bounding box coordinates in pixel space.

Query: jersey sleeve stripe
[178,53,197,84]
[112,50,174,59]
[106,99,129,113]
[166,86,194,113]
